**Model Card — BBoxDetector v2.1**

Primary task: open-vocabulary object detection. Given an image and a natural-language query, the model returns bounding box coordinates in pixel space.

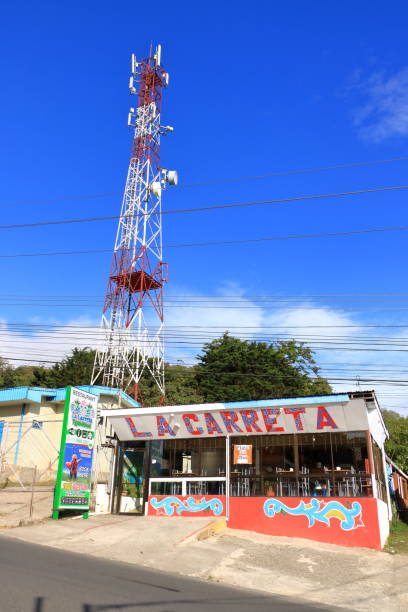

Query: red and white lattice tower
[92,44,177,401]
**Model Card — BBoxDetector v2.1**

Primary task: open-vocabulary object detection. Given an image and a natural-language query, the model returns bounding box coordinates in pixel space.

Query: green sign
[52,386,98,518]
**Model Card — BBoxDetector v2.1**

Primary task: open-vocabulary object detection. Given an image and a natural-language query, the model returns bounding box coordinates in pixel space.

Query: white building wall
[376,498,390,547]
[366,401,387,448]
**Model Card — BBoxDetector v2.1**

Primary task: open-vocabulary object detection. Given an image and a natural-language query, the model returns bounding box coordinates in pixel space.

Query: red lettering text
[261,408,284,432]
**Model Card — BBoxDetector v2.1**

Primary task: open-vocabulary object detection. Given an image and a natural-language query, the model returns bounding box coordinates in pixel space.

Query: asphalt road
[0,537,338,612]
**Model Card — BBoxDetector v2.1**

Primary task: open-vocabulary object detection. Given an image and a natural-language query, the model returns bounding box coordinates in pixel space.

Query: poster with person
[52,386,98,518]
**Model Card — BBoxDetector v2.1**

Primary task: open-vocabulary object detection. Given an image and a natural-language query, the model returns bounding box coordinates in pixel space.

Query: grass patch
[384,519,408,554]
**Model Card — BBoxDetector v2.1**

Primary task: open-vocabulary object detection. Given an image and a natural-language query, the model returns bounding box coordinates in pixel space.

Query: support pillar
[225,436,230,520]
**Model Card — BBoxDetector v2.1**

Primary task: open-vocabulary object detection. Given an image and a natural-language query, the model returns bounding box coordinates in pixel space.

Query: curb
[179,518,227,545]
[197,517,227,541]
[0,516,49,530]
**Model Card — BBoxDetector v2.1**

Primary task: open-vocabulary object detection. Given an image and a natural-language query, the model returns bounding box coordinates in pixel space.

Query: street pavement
[0,536,338,612]
[3,515,407,611]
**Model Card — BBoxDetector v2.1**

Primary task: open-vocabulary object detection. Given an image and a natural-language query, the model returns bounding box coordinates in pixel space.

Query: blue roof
[0,385,140,408]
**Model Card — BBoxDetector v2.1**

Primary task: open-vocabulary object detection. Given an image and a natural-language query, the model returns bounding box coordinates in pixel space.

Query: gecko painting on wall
[227,496,385,549]
[148,495,225,517]
[263,498,364,531]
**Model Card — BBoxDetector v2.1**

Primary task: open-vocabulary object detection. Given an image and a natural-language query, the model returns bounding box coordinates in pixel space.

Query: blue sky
[1,1,408,412]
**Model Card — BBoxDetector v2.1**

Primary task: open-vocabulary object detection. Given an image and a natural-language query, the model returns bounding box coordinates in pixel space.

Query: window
[151,437,226,477]
[228,432,370,498]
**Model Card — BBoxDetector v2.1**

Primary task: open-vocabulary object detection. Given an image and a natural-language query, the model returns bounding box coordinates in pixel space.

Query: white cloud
[165,283,264,364]
[0,316,98,368]
[352,68,408,142]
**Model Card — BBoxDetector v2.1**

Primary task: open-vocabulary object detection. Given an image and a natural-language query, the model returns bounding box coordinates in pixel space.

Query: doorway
[114,442,148,514]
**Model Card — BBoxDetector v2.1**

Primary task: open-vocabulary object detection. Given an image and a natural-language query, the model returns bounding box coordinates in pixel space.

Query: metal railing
[229,473,374,497]
[149,477,226,496]
[148,473,376,499]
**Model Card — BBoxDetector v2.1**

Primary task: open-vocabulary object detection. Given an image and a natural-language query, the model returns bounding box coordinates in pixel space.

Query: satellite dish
[166,170,178,186]
[151,182,162,198]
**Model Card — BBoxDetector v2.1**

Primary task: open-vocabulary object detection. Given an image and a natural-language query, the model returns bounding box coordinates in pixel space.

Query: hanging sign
[52,386,98,517]
[233,444,253,465]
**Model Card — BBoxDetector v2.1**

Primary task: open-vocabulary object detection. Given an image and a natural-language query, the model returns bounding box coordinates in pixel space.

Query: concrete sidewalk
[2,514,407,611]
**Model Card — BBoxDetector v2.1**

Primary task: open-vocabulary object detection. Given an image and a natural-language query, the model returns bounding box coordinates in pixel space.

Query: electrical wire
[2,155,408,207]
[2,321,408,329]
[178,156,408,187]
[4,222,408,259]
[4,292,408,298]
[6,300,408,311]
[0,184,407,231]
[2,350,408,386]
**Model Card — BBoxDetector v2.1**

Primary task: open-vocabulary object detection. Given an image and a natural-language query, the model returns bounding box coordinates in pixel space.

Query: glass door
[115,443,146,514]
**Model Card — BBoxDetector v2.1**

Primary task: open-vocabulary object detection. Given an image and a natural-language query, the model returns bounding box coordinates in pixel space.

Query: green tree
[31,348,96,388]
[382,410,408,473]
[0,357,15,388]
[195,333,332,403]
[11,365,44,387]
[140,363,204,407]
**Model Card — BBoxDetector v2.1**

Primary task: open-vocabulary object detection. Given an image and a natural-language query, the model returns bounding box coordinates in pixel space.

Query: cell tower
[92,44,177,402]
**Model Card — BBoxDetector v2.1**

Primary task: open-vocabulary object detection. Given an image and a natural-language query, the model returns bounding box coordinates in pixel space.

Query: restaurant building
[102,390,391,549]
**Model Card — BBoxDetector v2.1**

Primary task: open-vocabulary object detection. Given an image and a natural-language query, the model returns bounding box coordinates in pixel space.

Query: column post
[366,431,378,498]
[225,436,230,520]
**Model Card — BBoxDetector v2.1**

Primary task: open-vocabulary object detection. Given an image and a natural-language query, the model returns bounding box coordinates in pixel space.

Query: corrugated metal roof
[0,385,139,408]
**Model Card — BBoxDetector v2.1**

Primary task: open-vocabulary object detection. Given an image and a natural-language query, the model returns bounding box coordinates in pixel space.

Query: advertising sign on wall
[52,386,98,518]
[233,444,252,464]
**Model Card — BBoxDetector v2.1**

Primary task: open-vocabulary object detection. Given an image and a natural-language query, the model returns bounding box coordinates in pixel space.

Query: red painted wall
[228,497,383,549]
[148,495,226,517]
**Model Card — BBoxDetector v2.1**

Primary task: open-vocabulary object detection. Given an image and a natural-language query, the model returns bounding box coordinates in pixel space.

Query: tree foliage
[0,335,331,405]
[0,349,96,390]
[31,347,96,388]
[139,364,204,406]
[382,410,408,473]
[195,333,332,402]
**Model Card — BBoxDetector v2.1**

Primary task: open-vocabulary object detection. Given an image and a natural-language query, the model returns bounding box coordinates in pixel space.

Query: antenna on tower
[91,44,177,403]
[155,44,161,66]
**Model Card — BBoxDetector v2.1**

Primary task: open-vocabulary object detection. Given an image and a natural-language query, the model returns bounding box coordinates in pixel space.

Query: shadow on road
[33,597,45,612]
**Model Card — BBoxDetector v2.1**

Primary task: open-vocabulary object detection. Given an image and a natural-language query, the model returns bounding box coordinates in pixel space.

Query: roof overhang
[101,394,370,441]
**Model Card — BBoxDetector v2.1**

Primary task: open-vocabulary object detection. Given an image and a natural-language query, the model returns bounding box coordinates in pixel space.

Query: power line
[7,294,408,301]
[4,222,408,259]
[2,155,408,208]
[179,156,408,187]
[5,292,408,298]
[2,351,408,385]
[0,184,408,231]
[5,300,408,312]
[3,321,408,329]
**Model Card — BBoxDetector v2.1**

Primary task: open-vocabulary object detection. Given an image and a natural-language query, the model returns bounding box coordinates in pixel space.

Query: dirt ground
[0,487,53,527]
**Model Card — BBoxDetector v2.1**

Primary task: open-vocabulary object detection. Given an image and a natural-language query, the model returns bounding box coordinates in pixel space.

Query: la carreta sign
[107,398,368,441]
